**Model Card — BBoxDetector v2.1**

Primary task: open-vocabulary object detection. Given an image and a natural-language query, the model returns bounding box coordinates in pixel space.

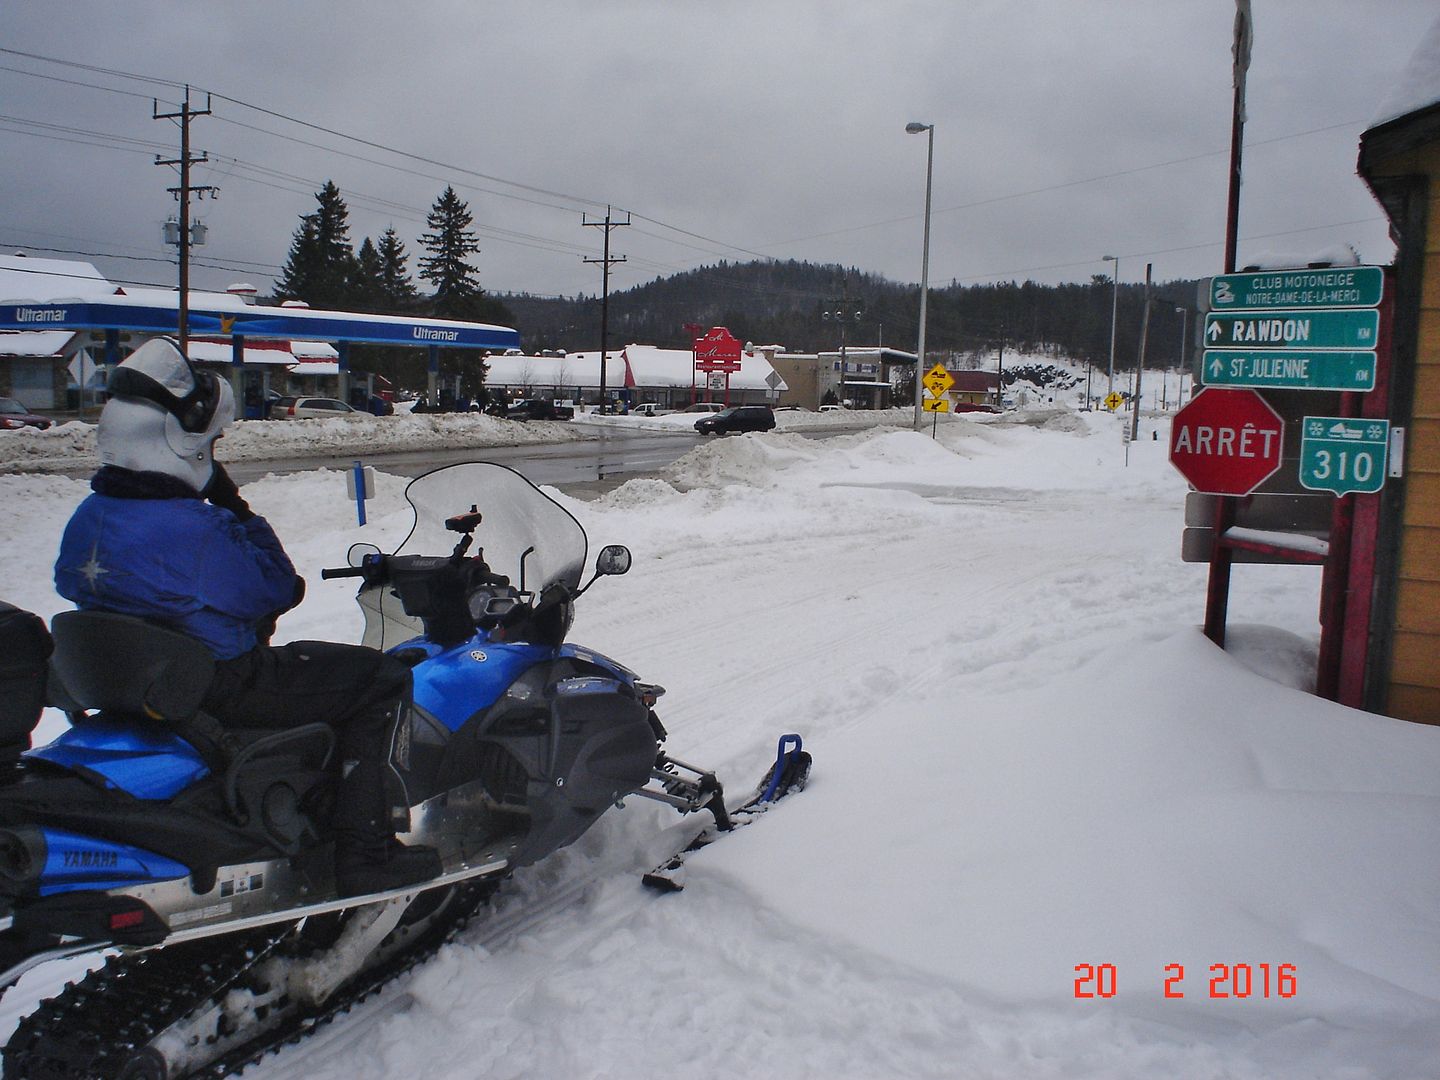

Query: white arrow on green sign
[1204,309,1379,351]
[1210,266,1384,310]
[1299,416,1390,495]
[1201,349,1376,391]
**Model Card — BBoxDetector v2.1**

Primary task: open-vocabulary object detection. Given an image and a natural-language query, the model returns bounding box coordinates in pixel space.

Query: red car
[0,397,51,431]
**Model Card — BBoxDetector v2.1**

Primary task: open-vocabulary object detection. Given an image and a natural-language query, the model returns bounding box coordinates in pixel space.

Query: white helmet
[98,338,234,492]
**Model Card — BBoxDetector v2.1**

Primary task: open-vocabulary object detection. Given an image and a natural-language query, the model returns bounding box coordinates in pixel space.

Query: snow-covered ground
[1,404,1436,1079]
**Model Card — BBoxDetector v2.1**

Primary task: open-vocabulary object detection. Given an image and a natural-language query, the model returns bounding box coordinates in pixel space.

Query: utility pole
[583,207,629,413]
[823,280,862,407]
[1131,263,1152,442]
[154,86,214,352]
[996,324,1006,409]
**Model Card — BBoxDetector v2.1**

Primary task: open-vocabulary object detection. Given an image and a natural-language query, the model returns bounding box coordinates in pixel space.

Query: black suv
[695,405,776,435]
[505,398,574,421]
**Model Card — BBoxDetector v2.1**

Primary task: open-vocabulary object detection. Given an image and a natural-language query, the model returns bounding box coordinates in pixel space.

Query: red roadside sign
[1169,388,1284,496]
[694,326,743,372]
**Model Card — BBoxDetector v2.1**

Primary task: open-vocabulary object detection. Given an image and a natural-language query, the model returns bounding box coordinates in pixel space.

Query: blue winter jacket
[55,471,299,660]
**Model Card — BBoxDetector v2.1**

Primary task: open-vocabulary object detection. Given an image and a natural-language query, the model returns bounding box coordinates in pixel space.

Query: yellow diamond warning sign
[923,364,955,398]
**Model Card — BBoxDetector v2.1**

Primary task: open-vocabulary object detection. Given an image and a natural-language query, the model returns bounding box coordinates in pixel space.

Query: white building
[484,344,787,408]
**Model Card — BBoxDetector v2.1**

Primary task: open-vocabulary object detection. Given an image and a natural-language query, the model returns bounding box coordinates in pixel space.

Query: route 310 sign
[1299,417,1390,496]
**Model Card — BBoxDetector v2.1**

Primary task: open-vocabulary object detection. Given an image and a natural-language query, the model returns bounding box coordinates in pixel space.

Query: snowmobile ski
[642,734,811,893]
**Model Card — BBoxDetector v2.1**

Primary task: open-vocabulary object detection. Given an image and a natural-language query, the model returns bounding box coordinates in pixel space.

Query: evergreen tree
[377,226,418,311]
[274,181,357,308]
[273,213,321,303]
[418,186,482,319]
[352,237,384,312]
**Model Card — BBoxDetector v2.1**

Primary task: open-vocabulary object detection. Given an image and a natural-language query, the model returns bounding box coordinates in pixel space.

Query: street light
[1173,304,1189,410]
[1102,254,1120,397]
[906,121,934,430]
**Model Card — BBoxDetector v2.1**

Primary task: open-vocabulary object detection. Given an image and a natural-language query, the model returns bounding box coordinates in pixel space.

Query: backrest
[50,610,216,723]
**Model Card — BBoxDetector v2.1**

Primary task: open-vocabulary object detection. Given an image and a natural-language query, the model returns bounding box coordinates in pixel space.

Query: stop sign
[1169,388,1284,495]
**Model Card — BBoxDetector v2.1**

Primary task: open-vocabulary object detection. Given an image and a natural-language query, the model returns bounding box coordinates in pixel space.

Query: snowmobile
[0,461,810,1079]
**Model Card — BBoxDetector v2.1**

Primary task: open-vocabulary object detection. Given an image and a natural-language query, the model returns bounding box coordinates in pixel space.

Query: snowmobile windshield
[395,462,588,595]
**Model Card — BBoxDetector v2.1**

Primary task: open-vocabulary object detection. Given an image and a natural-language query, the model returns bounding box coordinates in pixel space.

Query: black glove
[205,463,253,521]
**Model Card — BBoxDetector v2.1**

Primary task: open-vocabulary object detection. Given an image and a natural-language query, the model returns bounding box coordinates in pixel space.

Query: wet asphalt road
[222,429,705,494]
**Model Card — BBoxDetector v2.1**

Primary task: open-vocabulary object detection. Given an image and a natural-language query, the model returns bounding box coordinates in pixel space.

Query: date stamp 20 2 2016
[1073,963,1298,1000]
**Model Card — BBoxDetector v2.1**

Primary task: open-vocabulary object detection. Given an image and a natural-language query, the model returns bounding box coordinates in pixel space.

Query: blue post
[353,459,367,526]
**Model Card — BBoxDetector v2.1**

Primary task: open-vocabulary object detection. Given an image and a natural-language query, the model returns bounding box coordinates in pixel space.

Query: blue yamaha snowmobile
[0,462,809,1079]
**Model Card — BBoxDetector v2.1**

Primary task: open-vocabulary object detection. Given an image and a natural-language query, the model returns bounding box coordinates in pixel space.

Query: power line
[0,48,774,265]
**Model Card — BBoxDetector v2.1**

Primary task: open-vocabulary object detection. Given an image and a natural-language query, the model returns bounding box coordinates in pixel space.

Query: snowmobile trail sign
[1202,350,1377,392]
[1203,310,1379,351]
[1201,267,1383,393]
[1169,388,1284,496]
[1299,417,1390,496]
[1209,266,1384,311]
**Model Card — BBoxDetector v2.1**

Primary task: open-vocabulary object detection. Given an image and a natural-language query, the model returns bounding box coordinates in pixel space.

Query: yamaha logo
[469,650,487,662]
[63,850,119,869]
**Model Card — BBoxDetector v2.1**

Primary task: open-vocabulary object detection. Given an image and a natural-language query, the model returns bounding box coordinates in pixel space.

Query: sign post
[1194,265,1387,651]
[921,364,954,438]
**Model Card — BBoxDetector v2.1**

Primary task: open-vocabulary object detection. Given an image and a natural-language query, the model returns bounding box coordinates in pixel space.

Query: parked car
[0,397,51,431]
[505,398,574,421]
[818,404,848,413]
[695,405,776,435]
[632,402,673,417]
[680,402,725,414]
[272,397,364,420]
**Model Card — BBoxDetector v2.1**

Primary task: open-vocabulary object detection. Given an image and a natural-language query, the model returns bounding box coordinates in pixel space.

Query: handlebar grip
[320,566,367,579]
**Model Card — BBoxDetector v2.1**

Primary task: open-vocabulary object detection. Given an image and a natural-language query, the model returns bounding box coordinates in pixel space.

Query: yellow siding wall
[1386,144,1440,723]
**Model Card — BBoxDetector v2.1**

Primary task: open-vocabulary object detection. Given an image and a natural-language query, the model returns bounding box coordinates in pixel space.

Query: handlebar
[320,566,368,579]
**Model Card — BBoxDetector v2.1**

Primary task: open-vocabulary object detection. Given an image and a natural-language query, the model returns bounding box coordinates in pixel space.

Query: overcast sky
[2,1,1435,315]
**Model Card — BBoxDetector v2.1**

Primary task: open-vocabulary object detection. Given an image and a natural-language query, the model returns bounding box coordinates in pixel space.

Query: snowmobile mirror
[574,545,632,598]
[595,545,631,577]
[346,542,382,568]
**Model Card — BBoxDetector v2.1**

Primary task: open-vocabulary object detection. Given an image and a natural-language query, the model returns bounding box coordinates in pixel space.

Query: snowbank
[2,411,1434,1079]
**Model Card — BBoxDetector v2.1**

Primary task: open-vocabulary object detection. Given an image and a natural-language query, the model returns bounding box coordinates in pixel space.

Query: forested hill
[499,260,1203,370]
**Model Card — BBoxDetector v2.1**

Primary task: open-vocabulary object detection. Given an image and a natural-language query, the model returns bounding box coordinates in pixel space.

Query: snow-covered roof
[0,254,114,304]
[1370,13,1440,128]
[290,361,340,377]
[485,344,787,393]
[185,340,300,367]
[0,329,73,358]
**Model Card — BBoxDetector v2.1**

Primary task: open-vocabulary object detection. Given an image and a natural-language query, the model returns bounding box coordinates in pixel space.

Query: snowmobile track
[3,880,496,1080]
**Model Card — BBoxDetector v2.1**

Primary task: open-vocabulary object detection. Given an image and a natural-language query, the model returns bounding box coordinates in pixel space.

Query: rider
[54,338,440,897]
